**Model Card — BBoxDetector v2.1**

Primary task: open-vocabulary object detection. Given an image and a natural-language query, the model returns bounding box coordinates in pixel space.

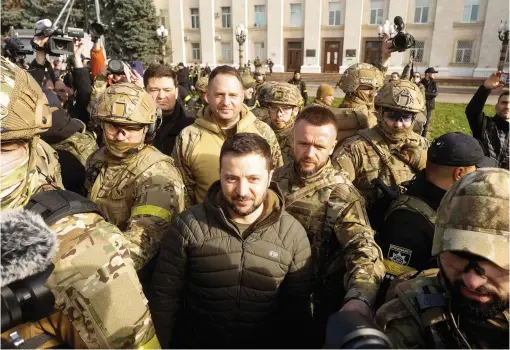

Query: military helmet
[266,82,303,107]
[92,83,158,125]
[0,56,52,140]
[338,63,385,93]
[196,76,209,92]
[241,73,256,89]
[432,168,510,270]
[256,81,279,106]
[375,79,425,113]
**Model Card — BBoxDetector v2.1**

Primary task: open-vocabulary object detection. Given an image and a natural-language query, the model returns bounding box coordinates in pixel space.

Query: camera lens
[108,59,125,75]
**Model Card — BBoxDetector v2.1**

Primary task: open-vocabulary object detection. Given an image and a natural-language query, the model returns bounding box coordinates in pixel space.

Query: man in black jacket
[175,62,191,92]
[150,133,312,349]
[465,72,509,169]
[144,64,194,155]
[421,67,438,137]
[376,132,495,295]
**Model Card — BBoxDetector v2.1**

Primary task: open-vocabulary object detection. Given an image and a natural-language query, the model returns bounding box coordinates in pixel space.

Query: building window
[254,42,265,60]
[410,41,425,62]
[455,40,473,63]
[190,8,200,29]
[221,7,231,28]
[221,43,232,61]
[254,5,266,27]
[414,0,429,24]
[290,3,303,28]
[462,0,479,23]
[370,0,384,25]
[328,2,341,26]
[192,43,201,60]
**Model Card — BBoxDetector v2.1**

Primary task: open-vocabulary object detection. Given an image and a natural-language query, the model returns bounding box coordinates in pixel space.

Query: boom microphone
[1,209,58,287]
[1,209,58,333]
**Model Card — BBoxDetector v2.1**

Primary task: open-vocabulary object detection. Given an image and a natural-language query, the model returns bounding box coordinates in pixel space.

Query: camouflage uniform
[172,105,283,205]
[265,83,302,164]
[333,80,429,206]
[0,56,158,349]
[51,119,98,166]
[333,63,385,146]
[86,83,187,270]
[273,161,385,310]
[375,168,509,349]
[188,76,208,118]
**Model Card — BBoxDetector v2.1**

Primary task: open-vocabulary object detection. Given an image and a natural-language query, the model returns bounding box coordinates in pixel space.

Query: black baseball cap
[425,67,438,74]
[428,132,497,168]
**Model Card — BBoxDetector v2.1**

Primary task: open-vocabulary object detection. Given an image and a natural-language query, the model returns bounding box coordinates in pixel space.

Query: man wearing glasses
[85,83,187,285]
[333,80,429,229]
[266,83,303,164]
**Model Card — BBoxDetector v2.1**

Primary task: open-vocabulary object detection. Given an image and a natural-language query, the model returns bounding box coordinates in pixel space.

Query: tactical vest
[354,128,419,205]
[275,164,349,310]
[1,190,103,349]
[52,124,98,166]
[86,145,172,228]
[333,105,377,147]
[382,195,436,278]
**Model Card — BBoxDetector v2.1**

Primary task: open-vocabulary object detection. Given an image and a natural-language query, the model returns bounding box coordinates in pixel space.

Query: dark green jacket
[150,181,312,348]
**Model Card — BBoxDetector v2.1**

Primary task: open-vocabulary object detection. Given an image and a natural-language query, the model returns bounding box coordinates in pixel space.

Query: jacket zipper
[236,239,246,309]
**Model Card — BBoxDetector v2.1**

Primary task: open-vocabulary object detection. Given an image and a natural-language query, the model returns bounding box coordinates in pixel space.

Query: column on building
[232,0,248,68]
[199,0,217,66]
[474,0,509,77]
[386,0,409,71]
[300,0,322,73]
[428,0,456,75]
[341,0,364,72]
[168,0,186,64]
[266,0,284,72]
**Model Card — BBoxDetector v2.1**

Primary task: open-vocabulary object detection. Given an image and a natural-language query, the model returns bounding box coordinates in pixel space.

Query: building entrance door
[287,41,303,72]
[323,41,341,72]
[364,41,381,64]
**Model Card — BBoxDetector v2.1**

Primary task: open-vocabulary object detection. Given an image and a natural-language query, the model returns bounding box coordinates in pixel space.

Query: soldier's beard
[295,157,327,177]
[450,280,509,320]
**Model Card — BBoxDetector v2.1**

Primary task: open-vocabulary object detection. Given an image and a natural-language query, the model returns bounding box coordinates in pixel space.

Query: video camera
[3,33,33,66]
[1,265,55,336]
[324,312,392,349]
[390,16,416,52]
[33,19,84,56]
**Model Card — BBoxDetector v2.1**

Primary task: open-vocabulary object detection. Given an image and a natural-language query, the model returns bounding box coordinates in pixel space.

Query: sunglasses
[384,110,415,123]
[103,122,146,135]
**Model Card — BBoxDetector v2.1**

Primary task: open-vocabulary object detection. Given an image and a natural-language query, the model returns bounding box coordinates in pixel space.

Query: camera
[33,19,84,56]
[323,311,392,349]
[1,265,55,334]
[391,16,415,52]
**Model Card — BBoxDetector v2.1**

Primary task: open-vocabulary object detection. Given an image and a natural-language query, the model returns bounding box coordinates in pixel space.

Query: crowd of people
[0,28,509,349]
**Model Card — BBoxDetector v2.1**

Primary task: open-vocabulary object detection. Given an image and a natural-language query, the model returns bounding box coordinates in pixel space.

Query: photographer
[28,35,57,86]
[465,72,509,169]
[68,38,93,125]
[401,55,427,135]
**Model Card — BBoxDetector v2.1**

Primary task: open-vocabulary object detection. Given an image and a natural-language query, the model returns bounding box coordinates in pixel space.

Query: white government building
[154,0,509,77]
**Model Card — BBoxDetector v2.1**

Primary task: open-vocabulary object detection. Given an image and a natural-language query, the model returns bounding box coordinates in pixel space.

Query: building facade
[155,0,509,77]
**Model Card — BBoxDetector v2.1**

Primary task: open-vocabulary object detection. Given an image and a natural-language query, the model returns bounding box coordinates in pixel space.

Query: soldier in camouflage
[266,82,302,164]
[375,168,509,349]
[334,63,385,146]
[241,72,257,109]
[272,106,385,346]
[251,81,278,123]
[288,70,308,106]
[188,76,209,118]
[85,83,187,274]
[333,79,429,228]
[0,56,158,348]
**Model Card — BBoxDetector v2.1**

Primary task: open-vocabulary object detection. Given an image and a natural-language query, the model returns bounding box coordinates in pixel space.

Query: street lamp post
[498,20,509,72]
[156,25,169,64]
[235,23,246,70]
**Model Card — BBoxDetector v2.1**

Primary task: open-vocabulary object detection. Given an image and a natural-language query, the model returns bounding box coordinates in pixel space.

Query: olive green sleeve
[330,185,385,308]
[123,162,187,271]
[171,132,197,207]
